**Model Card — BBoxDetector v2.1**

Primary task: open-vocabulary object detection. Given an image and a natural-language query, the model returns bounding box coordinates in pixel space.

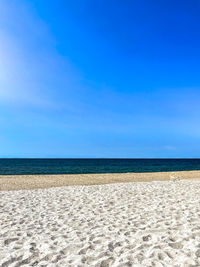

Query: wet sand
[0,170,200,191]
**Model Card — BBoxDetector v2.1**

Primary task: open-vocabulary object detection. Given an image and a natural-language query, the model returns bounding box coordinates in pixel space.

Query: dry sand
[0,170,200,191]
[1,179,200,266]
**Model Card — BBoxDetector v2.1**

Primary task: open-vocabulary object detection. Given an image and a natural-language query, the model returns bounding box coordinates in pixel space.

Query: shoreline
[0,170,200,191]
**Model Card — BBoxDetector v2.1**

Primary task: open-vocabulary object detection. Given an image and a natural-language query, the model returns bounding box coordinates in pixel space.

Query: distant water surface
[0,159,200,175]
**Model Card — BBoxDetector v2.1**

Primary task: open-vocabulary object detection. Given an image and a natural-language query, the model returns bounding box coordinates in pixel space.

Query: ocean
[0,158,200,175]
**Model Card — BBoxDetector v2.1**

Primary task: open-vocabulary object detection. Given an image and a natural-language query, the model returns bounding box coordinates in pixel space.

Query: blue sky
[0,0,200,158]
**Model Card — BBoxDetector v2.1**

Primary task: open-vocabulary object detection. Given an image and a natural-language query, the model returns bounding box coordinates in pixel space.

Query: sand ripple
[1,180,200,266]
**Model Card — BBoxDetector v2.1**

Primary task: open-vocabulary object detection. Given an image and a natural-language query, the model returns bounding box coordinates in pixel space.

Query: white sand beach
[1,171,200,191]
[1,179,200,266]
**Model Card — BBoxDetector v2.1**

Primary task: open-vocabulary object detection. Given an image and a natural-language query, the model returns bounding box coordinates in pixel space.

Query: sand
[1,170,200,191]
[1,179,200,266]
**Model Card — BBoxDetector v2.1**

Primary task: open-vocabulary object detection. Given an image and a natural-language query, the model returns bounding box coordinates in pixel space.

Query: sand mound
[1,180,200,266]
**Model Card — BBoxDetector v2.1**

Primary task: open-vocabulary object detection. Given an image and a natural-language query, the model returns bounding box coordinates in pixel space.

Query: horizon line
[0,158,200,160]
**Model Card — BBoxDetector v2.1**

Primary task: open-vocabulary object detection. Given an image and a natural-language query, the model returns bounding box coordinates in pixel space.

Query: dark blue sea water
[0,159,200,175]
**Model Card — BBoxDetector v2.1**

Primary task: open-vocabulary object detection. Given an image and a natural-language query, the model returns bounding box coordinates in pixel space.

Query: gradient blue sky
[0,0,200,158]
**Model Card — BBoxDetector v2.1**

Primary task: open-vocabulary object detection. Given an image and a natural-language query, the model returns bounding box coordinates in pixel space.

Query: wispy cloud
[0,1,83,112]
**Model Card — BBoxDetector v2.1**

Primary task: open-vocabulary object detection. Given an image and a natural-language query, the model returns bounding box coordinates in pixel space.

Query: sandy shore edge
[0,170,200,191]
